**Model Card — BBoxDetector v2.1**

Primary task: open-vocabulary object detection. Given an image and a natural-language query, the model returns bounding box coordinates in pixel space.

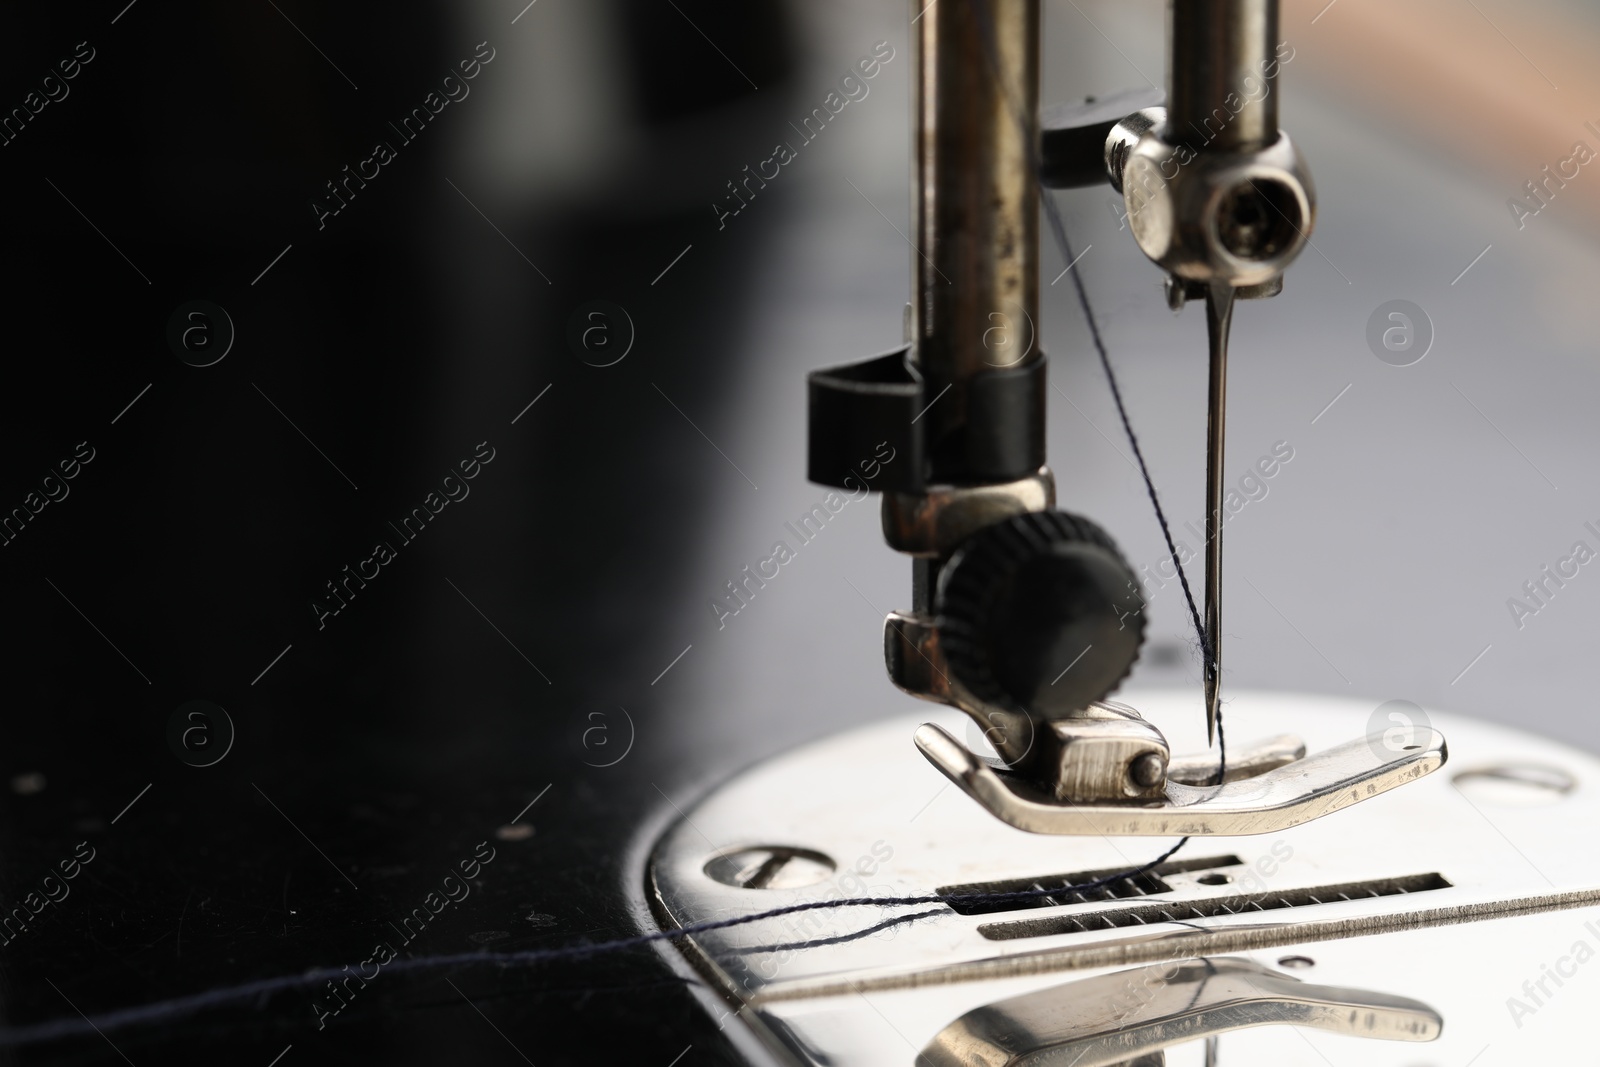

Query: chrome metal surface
[884,608,1036,767]
[886,614,1172,801]
[913,0,1039,476]
[1105,106,1163,193]
[913,718,1442,836]
[1119,0,1315,288]
[1122,130,1314,288]
[1117,0,1313,755]
[1041,713,1170,804]
[1202,282,1234,746]
[975,872,1453,940]
[882,468,1055,558]
[1168,0,1279,154]
[648,693,1600,1064]
[919,957,1440,1067]
[1166,733,1304,786]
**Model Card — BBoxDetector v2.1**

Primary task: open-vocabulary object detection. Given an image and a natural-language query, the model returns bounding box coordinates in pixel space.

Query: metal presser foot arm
[914,722,1447,837]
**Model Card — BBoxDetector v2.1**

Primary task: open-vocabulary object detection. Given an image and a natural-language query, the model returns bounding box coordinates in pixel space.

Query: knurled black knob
[936,510,1145,719]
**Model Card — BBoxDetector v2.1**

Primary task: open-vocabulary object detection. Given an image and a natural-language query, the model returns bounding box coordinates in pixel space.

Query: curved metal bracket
[919,956,1441,1067]
[914,723,1447,836]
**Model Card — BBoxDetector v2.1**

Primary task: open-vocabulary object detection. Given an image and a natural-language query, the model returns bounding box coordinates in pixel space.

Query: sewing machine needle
[1203,281,1235,747]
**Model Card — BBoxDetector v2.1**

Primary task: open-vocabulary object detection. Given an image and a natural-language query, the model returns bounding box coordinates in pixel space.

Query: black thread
[731,907,950,955]
[1045,194,1214,687]
[1046,194,1226,786]
[0,837,1190,1048]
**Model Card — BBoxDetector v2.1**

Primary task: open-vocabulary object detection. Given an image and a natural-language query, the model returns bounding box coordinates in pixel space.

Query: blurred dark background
[0,0,1597,1064]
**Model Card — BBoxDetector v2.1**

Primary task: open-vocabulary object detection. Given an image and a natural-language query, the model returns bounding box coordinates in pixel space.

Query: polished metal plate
[649,690,1600,1065]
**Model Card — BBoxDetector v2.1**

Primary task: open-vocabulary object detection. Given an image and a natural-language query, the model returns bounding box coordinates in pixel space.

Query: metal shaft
[1168,0,1281,153]
[1203,281,1235,745]
[1170,0,1283,746]
[913,0,1039,482]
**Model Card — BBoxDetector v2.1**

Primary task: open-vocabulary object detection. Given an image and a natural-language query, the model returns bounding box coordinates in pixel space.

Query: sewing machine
[646,2,1600,1062]
[5,2,1597,1063]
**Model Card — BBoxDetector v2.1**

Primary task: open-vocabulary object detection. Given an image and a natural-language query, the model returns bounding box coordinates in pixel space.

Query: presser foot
[914,721,1447,837]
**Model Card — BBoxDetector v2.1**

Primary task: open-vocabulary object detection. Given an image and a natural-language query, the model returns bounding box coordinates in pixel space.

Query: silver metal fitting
[884,611,1169,803]
[1044,703,1169,803]
[885,609,1036,767]
[881,468,1055,558]
[913,720,1447,836]
[1122,125,1315,288]
[1104,106,1162,194]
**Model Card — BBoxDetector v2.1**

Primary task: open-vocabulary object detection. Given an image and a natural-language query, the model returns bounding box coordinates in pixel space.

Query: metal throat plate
[648,690,1600,1066]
